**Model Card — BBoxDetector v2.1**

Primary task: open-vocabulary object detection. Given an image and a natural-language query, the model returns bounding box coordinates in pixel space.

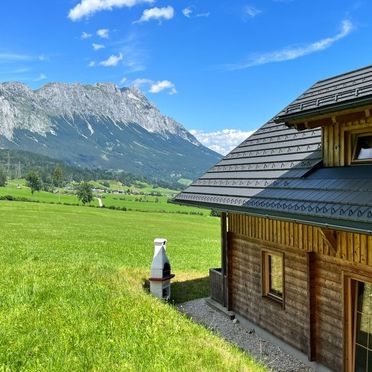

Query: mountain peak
[0,81,33,95]
[0,81,220,180]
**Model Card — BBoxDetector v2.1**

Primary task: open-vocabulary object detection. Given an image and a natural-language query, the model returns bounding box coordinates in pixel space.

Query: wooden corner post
[221,212,229,309]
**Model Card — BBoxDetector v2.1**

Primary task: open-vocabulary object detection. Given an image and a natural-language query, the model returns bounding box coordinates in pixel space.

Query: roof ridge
[316,64,372,85]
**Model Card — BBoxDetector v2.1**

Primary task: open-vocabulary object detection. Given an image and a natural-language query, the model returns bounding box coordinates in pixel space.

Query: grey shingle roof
[174,65,372,233]
[276,65,372,123]
[175,147,372,232]
[174,122,372,233]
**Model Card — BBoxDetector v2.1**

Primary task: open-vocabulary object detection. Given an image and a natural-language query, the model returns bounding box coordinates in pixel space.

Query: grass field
[0,181,207,215]
[0,181,86,205]
[102,194,208,215]
[0,201,265,371]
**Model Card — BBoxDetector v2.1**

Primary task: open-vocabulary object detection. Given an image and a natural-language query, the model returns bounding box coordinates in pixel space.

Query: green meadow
[0,180,207,215]
[0,201,265,371]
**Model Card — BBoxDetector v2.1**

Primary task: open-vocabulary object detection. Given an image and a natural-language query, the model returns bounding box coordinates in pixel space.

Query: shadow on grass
[142,276,209,304]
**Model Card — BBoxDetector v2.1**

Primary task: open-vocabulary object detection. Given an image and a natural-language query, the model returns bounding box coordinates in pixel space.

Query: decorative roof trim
[275,97,372,125]
[171,198,372,235]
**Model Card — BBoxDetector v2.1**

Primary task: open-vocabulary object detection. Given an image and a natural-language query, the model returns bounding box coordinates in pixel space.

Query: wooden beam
[319,228,337,254]
[221,212,229,309]
[287,104,372,129]
[307,252,316,361]
[221,212,227,274]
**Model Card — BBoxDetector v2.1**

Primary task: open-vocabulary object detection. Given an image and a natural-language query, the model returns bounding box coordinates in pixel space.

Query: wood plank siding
[228,235,310,354]
[228,213,372,371]
[228,213,372,265]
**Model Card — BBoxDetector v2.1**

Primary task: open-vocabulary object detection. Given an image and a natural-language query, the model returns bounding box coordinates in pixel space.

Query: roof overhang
[172,198,372,236]
[275,100,372,130]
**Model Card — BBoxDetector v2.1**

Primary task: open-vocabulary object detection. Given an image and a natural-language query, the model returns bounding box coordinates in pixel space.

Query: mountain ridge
[0,82,221,181]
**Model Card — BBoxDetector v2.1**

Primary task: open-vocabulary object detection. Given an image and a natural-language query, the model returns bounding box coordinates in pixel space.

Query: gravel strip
[178,298,314,372]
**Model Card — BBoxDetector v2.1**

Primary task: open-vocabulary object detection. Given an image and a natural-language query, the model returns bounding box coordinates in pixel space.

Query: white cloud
[135,6,174,23]
[120,77,128,84]
[196,12,210,18]
[99,53,123,66]
[244,5,262,18]
[97,28,109,39]
[114,33,147,73]
[132,78,152,86]
[34,73,47,81]
[12,73,48,83]
[149,80,177,94]
[182,7,192,18]
[68,0,154,21]
[182,7,209,19]
[0,53,39,62]
[92,43,105,51]
[11,67,32,73]
[190,129,256,155]
[227,19,353,70]
[88,61,96,67]
[132,78,177,95]
[81,31,92,39]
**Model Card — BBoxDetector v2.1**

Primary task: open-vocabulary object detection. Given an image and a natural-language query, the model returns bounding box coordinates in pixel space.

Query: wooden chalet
[174,65,372,372]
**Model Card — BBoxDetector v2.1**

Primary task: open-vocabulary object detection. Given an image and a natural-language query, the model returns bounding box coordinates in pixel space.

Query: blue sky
[0,0,371,154]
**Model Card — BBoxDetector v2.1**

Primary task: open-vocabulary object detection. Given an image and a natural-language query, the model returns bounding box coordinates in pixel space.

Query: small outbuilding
[174,65,372,372]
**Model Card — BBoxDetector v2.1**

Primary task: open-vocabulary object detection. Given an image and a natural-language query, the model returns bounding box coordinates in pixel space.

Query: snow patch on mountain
[0,82,199,145]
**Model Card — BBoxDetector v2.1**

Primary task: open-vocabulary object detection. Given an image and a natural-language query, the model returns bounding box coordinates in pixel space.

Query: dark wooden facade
[227,213,372,371]
[175,65,372,372]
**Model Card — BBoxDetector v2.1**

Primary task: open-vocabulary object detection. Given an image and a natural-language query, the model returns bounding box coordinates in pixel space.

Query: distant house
[174,65,372,372]
[111,190,125,195]
[92,188,105,194]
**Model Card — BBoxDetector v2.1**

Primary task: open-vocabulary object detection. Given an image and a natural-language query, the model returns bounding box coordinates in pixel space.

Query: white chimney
[149,238,175,300]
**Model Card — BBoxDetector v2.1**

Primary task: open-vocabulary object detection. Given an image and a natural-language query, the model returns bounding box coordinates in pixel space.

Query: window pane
[357,283,372,314]
[269,254,283,298]
[356,311,369,347]
[365,284,372,315]
[356,136,372,160]
[355,345,367,372]
[355,282,372,372]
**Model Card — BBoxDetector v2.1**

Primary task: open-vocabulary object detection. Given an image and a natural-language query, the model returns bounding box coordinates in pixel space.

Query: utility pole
[17,160,21,179]
[6,151,11,179]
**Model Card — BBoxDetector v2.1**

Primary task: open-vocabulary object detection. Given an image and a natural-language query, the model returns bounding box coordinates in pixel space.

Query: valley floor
[0,201,265,371]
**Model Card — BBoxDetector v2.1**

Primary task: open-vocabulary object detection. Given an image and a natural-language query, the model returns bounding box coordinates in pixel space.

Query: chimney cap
[154,238,167,245]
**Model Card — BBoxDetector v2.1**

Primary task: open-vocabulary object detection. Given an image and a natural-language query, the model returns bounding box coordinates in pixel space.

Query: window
[262,251,284,304]
[354,282,372,372]
[353,134,372,163]
[344,277,372,372]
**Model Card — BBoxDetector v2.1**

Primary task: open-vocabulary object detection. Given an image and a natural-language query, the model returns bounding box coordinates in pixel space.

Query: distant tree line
[0,149,184,190]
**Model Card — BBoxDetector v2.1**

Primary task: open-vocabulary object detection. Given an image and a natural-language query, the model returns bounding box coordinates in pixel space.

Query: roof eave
[274,96,372,126]
[172,197,372,235]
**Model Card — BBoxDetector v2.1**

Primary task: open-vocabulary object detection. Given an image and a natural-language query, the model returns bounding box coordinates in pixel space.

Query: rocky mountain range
[0,82,220,181]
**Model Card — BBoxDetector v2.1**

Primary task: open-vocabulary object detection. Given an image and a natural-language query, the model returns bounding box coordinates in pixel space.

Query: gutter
[171,198,372,236]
